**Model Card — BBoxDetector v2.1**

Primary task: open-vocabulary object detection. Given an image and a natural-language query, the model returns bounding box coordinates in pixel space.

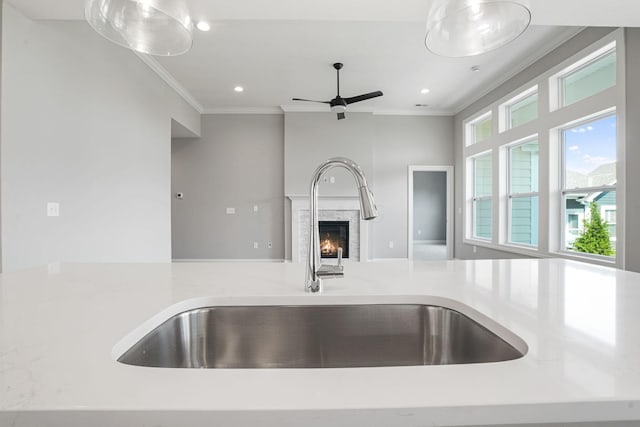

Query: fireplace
[318,221,349,259]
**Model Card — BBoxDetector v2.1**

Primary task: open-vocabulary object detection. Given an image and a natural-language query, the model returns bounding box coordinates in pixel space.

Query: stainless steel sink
[117,304,524,369]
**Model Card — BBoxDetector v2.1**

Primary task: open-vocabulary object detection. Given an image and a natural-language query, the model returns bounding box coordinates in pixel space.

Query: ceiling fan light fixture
[85,0,193,56]
[425,0,531,57]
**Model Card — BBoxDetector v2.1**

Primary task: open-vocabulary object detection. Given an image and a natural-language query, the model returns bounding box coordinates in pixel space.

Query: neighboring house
[565,167,616,249]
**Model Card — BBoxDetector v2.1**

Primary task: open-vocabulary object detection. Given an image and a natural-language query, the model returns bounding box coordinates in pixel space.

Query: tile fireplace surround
[287,196,370,263]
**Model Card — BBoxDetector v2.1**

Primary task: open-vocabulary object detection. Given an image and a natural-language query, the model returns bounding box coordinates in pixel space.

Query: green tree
[573,202,614,256]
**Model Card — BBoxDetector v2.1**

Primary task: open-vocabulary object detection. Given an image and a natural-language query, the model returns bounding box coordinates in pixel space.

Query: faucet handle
[337,247,343,268]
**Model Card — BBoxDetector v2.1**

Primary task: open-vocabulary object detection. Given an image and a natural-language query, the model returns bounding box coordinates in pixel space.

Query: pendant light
[85,0,193,56]
[425,0,531,57]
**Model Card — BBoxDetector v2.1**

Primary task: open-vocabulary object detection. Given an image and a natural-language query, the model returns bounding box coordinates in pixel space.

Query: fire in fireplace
[318,221,349,259]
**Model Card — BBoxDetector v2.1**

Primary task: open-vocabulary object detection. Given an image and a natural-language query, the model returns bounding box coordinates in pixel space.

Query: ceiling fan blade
[344,91,383,105]
[292,98,331,104]
[337,112,346,120]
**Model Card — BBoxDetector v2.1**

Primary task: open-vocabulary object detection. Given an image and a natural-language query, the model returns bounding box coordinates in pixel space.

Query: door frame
[407,166,454,260]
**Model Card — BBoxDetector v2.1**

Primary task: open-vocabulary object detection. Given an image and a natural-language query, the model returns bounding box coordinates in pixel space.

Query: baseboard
[368,258,410,262]
[172,259,286,263]
[414,240,446,245]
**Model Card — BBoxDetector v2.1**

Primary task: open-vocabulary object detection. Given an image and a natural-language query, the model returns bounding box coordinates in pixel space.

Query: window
[560,47,616,107]
[462,31,623,266]
[561,114,616,257]
[473,153,492,239]
[502,87,538,131]
[467,112,492,146]
[508,139,539,246]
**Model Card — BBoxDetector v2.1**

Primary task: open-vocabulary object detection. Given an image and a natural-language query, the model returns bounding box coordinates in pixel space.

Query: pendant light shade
[425,0,531,57]
[85,0,193,56]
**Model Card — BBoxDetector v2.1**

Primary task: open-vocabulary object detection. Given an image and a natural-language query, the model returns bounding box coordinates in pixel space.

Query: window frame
[507,136,539,248]
[465,111,493,147]
[558,110,617,259]
[500,86,538,133]
[471,152,493,241]
[550,40,617,112]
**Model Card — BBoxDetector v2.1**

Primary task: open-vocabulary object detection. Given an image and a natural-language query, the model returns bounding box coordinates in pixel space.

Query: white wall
[284,112,454,259]
[171,114,284,260]
[1,4,201,271]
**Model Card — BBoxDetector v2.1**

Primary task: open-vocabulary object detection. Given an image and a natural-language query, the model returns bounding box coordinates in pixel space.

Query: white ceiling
[8,0,640,115]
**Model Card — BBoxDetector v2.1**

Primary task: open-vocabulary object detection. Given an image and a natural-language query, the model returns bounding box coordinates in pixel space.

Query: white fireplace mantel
[287,195,369,263]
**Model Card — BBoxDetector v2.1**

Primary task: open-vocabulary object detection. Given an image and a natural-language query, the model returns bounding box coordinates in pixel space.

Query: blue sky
[564,115,617,175]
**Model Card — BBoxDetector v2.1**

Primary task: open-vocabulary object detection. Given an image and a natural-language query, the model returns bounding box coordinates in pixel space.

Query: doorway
[408,166,453,260]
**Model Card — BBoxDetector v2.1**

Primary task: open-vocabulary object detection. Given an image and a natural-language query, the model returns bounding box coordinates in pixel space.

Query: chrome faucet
[306,157,378,293]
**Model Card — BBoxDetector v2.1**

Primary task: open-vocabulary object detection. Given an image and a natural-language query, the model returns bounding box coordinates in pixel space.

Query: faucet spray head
[359,186,378,220]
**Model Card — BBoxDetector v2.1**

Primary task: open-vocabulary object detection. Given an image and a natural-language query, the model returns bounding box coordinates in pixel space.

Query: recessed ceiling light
[415,104,430,107]
[196,21,211,32]
[420,88,430,94]
[234,86,244,93]
[471,65,481,72]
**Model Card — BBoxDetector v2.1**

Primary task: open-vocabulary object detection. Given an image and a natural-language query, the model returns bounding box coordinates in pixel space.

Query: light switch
[226,207,236,215]
[253,205,259,213]
[47,202,60,217]
[330,176,335,184]
[253,242,259,249]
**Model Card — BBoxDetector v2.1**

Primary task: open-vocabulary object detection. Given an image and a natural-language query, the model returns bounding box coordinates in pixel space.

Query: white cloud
[582,154,611,166]
[568,145,579,151]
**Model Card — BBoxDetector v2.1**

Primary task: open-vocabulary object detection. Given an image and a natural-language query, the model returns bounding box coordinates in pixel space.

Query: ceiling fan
[292,63,383,120]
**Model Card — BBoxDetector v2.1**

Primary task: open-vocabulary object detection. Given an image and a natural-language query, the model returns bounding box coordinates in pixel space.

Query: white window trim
[556,109,617,261]
[470,152,493,241]
[464,110,493,147]
[506,136,540,248]
[461,28,625,269]
[499,85,539,133]
[550,41,617,112]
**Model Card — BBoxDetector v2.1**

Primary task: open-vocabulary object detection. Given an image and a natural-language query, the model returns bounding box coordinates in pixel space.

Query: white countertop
[2,259,640,426]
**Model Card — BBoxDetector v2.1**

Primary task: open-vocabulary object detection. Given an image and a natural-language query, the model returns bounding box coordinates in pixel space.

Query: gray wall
[624,28,640,272]
[453,28,615,261]
[171,114,285,260]
[413,171,446,241]
[0,0,3,273]
[284,113,454,259]
[1,4,200,272]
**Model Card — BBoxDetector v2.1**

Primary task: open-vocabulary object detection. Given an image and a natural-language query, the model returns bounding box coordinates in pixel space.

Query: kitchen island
[1,259,640,427]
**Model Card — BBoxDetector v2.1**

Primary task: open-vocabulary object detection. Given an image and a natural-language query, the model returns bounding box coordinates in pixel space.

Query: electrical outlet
[226,207,236,215]
[253,242,259,249]
[389,241,394,249]
[47,202,60,217]
[330,176,335,184]
[47,262,61,275]
[253,205,259,213]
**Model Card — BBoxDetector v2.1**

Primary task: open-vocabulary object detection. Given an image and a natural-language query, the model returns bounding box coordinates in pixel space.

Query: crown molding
[373,109,454,116]
[202,107,284,115]
[280,104,453,116]
[280,104,331,113]
[451,26,586,115]
[134,52,204,114]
